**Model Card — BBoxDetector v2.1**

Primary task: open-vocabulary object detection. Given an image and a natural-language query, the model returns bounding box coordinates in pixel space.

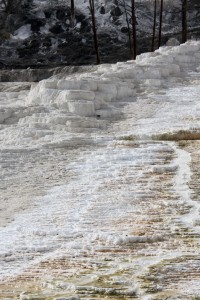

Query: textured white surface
[1,41,200,299]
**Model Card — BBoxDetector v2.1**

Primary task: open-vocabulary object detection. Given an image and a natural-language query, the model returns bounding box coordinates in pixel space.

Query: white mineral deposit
[1,41,200,299]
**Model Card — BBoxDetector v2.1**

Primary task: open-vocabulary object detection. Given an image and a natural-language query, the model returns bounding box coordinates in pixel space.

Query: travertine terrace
[1,41,200,299]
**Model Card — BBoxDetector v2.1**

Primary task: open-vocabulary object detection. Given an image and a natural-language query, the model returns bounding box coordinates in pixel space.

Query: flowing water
[1,41,200,299]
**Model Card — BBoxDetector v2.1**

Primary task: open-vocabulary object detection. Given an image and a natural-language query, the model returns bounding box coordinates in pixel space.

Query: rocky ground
[0,0,200,68]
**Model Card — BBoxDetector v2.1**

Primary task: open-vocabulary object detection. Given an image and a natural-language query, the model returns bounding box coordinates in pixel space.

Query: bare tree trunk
[70,0,75,27]
[158,0,163,48]
[88,0,100,65]
[182,0,187,43]
[2,0,23,13]
[131,0,137,60]
[151,0,157,52]
[2,0,13,12]
[122,0,134,59]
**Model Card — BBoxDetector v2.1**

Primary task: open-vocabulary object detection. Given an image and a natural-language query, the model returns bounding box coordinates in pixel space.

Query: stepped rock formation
[1,41,200,299]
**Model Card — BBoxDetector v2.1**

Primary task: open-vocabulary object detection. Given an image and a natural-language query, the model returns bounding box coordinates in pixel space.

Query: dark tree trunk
[88,0,100,65]
[158,0,163,48]
[152,0,157,52]
[182,0,187,43]
[2,0,24,13]
[122,0,134,59]
[131,0,137,59]
[3,0,15,13]
[70,0,75,27]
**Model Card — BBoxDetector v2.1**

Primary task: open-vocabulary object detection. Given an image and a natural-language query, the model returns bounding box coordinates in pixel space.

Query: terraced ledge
[1,41,200,299]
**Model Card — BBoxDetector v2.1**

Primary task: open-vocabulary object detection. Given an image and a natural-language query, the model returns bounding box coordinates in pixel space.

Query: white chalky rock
[62,90,95,101]
[118,67,143,79]
[41,80,57,89]
[2,42,200,299]
[166,38,180,46]
[152,164,178,174]
[155,46,172,54]
[97,83,117,100]
[28,88,58,105]
[154,55,175,64]
[94,92,110,107]
[27,81,59,105]
[80,80,98,91]
[174,55,197,64]
[40,89,60,104]
[95,91,110,103]
[143,79,163,87]
[136,52,159,63]
[141,67,161,79]
[168,64,181,75]
[117,61,129,66]
[179,42,200,53]
[100,72,120,80]
[113,235,164,245]
[54,90,95,110]
[95,108,119,119]
[93,99,101,110]
[117,83,135,98]
[159,67,171,77]
[194,53,200,60]
[51,116,69,125]
[12,40,200,145]
[97,64,112,74]
[57,79,81,90]
[67,100,95,116]
[125,60,136,64]
[0,109,12,123]
[5,92,20,99]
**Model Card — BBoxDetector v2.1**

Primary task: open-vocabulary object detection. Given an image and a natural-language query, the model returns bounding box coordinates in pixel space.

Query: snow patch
[13,24,32,40]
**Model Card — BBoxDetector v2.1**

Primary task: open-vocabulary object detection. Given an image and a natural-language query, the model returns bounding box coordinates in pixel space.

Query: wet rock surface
[0,41,200,299]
